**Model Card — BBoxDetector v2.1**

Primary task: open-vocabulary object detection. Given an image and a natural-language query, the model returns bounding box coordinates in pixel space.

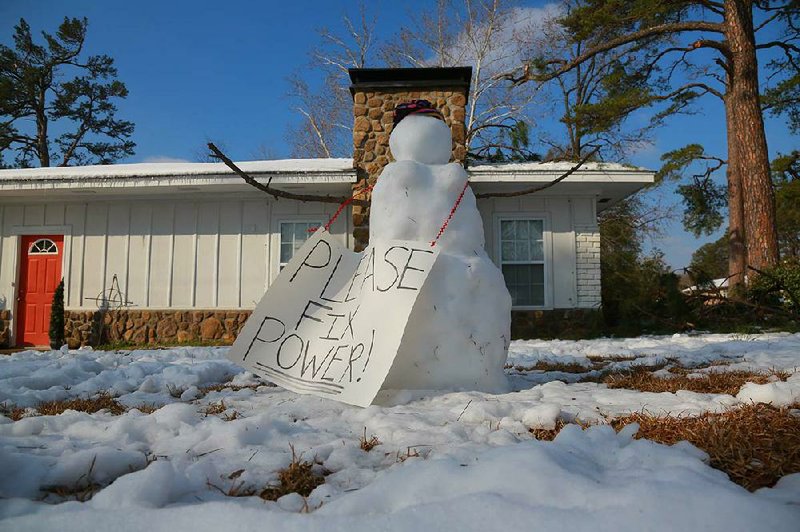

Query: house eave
[0,159,654,207]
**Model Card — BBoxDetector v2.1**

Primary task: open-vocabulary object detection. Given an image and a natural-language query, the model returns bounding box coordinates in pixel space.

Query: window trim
[28,238,59,255]
[494,212,553,310]
[271,217,324,281]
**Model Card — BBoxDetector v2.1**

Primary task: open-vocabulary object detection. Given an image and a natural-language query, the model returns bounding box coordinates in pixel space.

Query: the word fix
[227,228,438,407]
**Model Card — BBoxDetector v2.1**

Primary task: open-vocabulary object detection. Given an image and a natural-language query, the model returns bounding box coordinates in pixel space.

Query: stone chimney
[349,67,472,251]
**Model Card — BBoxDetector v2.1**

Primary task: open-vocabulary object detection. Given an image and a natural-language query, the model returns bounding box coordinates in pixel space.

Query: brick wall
[575,225,601,308]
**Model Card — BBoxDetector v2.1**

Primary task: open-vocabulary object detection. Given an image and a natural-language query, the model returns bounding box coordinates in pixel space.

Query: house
[0,68,653,348]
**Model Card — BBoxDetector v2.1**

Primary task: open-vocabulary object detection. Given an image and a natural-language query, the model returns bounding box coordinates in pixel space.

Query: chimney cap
[349,67,472,95]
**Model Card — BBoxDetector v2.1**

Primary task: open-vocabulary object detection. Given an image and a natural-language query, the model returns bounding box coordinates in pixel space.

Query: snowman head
[390,104,452,165]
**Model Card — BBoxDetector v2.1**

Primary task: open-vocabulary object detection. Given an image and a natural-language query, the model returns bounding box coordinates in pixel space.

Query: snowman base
[379,250,511,394]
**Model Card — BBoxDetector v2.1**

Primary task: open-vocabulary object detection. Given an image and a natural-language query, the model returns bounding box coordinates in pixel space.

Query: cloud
[141,156,192,164]
[445,2,564,74]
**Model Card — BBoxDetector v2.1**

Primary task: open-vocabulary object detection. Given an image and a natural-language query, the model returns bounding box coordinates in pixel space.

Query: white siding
[83,203,108,306]
[172,204,197,308]
[128,204,151,308]
[106,203,130,305]
[64,204,86,307]
[241,201,270,307]
[217,202,241,308]
[195,202,219,308]
[547,198,575,308]
[477,195,598,310]
[0,197,350,320]
[148,204,174,308]
[0,191,596,331]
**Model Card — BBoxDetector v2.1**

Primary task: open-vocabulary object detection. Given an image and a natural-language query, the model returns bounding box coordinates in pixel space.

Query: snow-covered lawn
[1,333,799,531]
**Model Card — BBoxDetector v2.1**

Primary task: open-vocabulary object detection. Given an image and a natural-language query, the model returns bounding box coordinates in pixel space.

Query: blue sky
[2,0,796,269]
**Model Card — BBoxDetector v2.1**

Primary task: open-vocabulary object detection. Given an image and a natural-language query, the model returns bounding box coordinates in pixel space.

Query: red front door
[16,235,64,347]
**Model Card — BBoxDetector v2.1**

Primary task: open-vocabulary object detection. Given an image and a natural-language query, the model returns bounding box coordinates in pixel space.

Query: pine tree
[0,17,135,167]
[501,1,800,289]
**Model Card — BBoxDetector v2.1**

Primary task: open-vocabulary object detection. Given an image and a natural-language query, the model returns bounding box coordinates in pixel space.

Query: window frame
[272,217,324,280]
[494,213,552,310]
[28,238,59,255]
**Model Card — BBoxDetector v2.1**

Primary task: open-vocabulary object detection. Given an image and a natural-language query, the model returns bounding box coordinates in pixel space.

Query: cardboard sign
[227,228,438,407]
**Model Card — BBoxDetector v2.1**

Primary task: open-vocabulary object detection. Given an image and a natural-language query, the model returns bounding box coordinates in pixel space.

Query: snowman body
[370,114,511,393]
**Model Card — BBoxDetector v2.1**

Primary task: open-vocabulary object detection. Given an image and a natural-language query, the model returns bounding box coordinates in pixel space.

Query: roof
[469,160,647,173]
[0,158,654,207]
[0,159,357,196]
[0,159,354,181]
[681,278,730,294]
[349,67,473,94]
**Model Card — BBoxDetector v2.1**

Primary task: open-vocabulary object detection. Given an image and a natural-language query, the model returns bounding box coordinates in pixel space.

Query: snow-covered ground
[1,333,799,531]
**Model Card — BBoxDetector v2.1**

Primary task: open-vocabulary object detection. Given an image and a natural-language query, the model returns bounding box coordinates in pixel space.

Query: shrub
[49,279,65,349]
[748,258,800,314]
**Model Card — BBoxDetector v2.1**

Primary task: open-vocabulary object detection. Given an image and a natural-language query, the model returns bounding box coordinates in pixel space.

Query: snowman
[371,100,512,393]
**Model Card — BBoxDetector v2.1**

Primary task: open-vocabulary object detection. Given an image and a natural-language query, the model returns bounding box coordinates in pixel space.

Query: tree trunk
[36,84,50,167]
[725,91,746,292]
[725,0,778,271]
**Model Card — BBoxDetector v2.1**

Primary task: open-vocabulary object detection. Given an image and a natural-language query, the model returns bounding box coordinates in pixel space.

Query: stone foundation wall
[64,309,252,348]
[60,307,604,346]
[511,308,604,340]
[0,310,10,348]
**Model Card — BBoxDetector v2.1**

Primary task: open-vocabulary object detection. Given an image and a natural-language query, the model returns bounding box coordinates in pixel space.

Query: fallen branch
[208,143,369,206]
[474,147,600,199]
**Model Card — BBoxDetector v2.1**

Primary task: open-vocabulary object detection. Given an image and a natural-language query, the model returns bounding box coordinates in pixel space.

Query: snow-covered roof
[681,278,730,294]
[0,159,355,181]
[469,160,648,173]
[0,158,652,182]
[0,157,653,198]
[0,159,358,195]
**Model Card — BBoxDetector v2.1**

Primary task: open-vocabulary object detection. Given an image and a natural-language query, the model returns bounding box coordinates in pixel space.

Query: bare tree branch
[207,143,369,206]
[296,108,332,158]
[498,21,726,85]
[475,146,599,198]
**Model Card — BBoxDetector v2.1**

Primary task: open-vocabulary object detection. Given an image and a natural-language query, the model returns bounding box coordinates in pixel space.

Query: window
[28,238,58,254]
[279,221,321,269]
[499,219,545,307]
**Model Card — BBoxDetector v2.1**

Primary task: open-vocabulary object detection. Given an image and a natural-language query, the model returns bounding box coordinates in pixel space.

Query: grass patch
[578,361,670,384]
[509,361,595,373]
[39,456,103,502]
[197,382,266,395]
[359,427,381,452]
[604,366,788,395]
[131,403,160,414]
[259,447,326,501]
[208,446,327,504]
[529,404,800,491]
[202,401,228,416]
[1,379,268,421]
[35,393,126,416]
[586,354,640,363]
[613,404,800,491]
[529,419,592,441]
[202,400,240,421]
[0,402,27,421]
[94,339,231,351]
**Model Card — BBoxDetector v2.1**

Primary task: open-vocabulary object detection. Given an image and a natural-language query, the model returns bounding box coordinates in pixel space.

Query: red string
[430,179,470,247]
[310,184,375,233]
[310,178,468,249]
